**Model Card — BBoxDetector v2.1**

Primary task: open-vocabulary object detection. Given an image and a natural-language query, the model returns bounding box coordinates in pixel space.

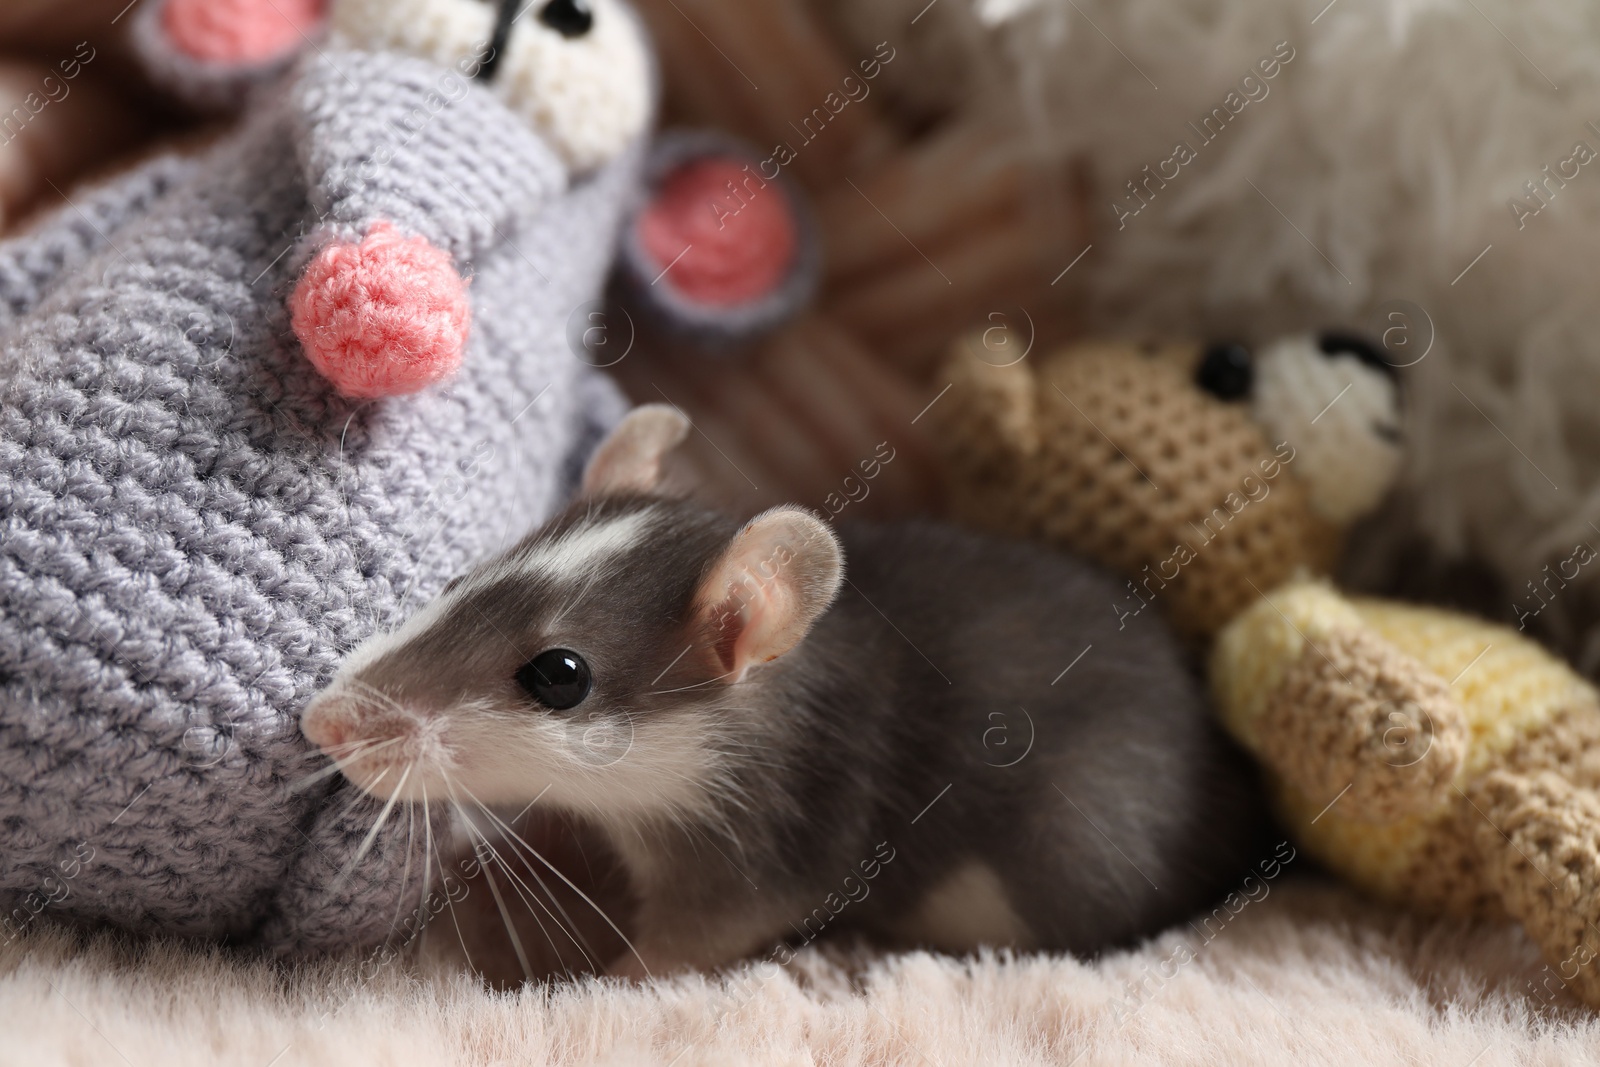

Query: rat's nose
[299,700,350,752]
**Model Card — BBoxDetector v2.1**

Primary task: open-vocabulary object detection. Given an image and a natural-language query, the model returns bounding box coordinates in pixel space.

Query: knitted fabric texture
[1396,705,1600,921]
[1212,581,1600,1005]
[1471,767,1600,1007]
[1257,626,1466,824]
[1216,583,1599,886]
[0,47,640,953]
[328,0,652,174]
[1249,335,1402,526]
[934,339,1341,638]
[131,0,314,114]
[290,221,472,398]
[933,330,1600,1007]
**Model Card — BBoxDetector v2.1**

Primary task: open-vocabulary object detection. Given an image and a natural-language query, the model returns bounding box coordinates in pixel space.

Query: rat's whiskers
[464,799,606,974]
[458,810,595,975]
[291,735,405,792]
[326,762,412,899]
[423,781,476,970]
[449,796,535,982]
[347,677,413,720]
[383,797,418,942]
[455,779,649,979]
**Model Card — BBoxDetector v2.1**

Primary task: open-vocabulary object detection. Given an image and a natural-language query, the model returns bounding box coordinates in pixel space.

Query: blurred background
[5,0,1600,674]
[0,0,1086,527]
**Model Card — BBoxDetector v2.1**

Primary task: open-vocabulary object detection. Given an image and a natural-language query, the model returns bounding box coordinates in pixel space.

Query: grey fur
[0,47,641,953]
[338,494,1268,969]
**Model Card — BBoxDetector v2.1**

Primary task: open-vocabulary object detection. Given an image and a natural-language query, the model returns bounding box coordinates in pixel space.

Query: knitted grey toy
[0,0,653,953]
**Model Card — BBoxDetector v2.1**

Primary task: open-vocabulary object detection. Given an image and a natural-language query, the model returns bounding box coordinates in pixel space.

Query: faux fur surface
[824,0,1600,673]
[6,879,1600,1065]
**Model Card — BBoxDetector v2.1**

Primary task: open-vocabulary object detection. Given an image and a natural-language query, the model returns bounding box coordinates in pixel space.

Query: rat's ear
[693,507,844,682]
[582,405,691,496]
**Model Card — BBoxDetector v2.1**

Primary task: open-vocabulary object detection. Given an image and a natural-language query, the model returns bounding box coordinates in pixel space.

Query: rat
[302,404,1270,978]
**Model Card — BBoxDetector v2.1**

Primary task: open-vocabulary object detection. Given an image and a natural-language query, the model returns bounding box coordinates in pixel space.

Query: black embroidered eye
[1318,330,1396,378]
[516,649,592,710]
[1196,342,1254,401]
[475,0,591,83]
[539,0,594,37]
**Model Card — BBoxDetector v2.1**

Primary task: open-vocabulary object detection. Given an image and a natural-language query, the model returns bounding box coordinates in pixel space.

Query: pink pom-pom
[163,0,326,64]
[290,222,472,399]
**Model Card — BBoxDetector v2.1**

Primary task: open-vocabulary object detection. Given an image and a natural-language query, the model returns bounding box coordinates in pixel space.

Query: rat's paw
[291,221,472,398]
[163,0,326,64]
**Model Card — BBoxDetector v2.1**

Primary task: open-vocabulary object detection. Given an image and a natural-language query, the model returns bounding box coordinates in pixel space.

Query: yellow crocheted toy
[934,332,1600,1006]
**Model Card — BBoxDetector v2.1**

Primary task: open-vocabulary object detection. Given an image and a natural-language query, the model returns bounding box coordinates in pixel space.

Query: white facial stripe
[332,580,463,681]
[325,507,655,704]
[509,507,657,588]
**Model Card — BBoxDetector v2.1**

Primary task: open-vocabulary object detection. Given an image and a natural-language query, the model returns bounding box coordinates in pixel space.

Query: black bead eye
[1317,330,1396,378]
[1196,342,1254,401]
[540,0,594,37]
[516,649,592,710]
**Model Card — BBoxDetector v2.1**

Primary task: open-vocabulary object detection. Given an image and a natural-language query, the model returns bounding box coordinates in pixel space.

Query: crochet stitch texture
[0,47,638,953]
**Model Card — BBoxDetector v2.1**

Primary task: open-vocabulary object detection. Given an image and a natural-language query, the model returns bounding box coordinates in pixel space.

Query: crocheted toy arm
[1211,580,1469,823]
[286,49,569,399]
[1469,767,1600,1011]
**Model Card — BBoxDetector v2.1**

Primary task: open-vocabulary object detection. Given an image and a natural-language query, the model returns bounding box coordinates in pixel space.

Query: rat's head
[330,0,652,171]
[937,330,1403,637]
[302,406,844,820]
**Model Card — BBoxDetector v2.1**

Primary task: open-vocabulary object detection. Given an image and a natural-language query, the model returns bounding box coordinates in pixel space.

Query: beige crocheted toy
[935,333,1600,1007]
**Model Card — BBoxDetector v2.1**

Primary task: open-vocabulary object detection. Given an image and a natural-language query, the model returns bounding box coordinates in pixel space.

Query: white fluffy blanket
[6,879,1598,1065]
[831,0,1600,669]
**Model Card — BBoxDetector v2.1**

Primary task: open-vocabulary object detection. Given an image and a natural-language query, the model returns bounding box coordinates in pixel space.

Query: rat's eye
[1196,342,1254,401]
[516,649,592,710]
[539,0,595,37]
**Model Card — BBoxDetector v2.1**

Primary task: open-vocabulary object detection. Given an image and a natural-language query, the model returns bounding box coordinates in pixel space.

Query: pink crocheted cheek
[290,222,472,399]
[163,0,327,64]
[638,157,799,308]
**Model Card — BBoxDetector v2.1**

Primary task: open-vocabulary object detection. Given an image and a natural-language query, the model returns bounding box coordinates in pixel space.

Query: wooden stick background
[617,0,1088,520]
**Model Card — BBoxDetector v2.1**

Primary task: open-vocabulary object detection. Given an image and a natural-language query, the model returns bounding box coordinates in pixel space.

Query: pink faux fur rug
[4,879,1597,1065]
